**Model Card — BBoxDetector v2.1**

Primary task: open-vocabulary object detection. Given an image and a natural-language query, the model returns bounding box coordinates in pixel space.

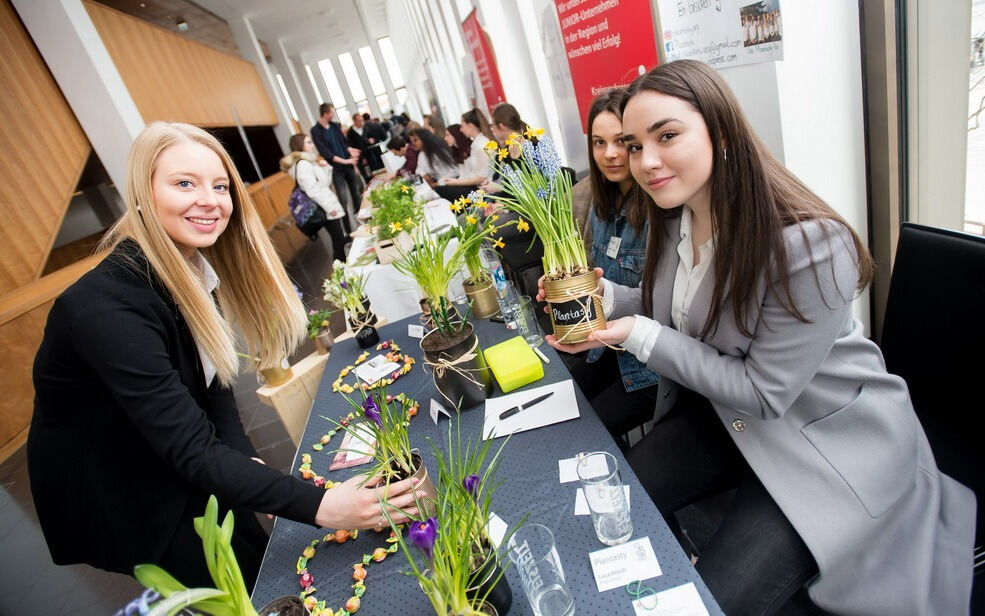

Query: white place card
[429,398,453,425]
[487,512,508,549]
[482,380,580,440]
[588,537,662,593]
[575,485,631,515]
[354,354,400,384]
[408,324,425,338]
[558,455,609,483]
[631,582,709,616]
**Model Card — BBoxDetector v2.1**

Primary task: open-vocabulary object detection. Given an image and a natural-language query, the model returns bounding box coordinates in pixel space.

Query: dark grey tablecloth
[252,316,723,615]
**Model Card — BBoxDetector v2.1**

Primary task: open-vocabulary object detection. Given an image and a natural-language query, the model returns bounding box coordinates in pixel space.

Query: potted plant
[307,308,335,355]
[129,495,306,616]
[392,227,493,410]
[335,385,437,514]
[386,422,522,616]
[449,192,512,319]
[488,130,606,343]
[323,260,379,349]
[368,180,423,264]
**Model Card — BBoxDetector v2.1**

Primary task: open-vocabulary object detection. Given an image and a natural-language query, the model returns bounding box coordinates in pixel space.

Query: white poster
[658,0,783,69]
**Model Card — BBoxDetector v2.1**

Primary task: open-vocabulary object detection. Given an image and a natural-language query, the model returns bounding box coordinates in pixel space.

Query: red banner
[461,10,507,114]
[554,0,659,131]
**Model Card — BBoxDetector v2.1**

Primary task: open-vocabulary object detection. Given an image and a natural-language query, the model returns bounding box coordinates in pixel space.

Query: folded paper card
[588,537,662,592]
[329,424,375,470]
[354,354,400,385]
[483,336,544,392]
[483,379,579,439]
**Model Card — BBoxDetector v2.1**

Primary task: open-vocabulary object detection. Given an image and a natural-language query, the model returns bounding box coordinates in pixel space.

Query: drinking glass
[577,451,633,545]
[497,281,520,330]
[508,524,575,616]
[513,295,544,346]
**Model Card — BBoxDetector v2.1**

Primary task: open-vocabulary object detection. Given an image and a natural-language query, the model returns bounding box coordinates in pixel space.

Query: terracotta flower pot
[542,269,607,344]
[463,278,499,318]
[420,323,492,410]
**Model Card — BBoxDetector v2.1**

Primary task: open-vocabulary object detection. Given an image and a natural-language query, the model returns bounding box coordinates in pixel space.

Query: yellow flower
[404,217,413,227]
[505,133,520,146]
[523,127,537,139]
[476,189,486,196]
[389,221,403,233]
[535,128,545,136]
[466,215,478,225]
[494,237,505,249]
[483,140,499,153]
[491,214,499,222]
[517,218,530,232]
[400,184,411,193]
[497,148,508,161]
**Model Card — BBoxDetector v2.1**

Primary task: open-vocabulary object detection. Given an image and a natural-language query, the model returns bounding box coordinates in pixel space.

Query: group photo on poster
[741,0,782,47]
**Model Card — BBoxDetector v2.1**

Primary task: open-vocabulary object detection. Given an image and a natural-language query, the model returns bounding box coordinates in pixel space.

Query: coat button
[732,419,746,432]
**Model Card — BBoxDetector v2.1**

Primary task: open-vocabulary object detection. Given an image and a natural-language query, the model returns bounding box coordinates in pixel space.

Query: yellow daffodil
[483,140,498,153]
[449,198,464,213]
[497,148,508,161]
[523,127,537,139]
[535,128,545,136]
[505,133,519,146]
[400,184,411,193]
[476,189,486,196]
[517,218,530,232]
[494,237,505,249]
[491,214,499,222]
[404,217,413,226]
[389,221,403,233]
[466,215,478,225]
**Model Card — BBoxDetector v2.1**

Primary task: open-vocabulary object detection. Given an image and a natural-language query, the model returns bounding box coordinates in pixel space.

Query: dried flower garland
[332,339,416,394]
[297,528,401,615]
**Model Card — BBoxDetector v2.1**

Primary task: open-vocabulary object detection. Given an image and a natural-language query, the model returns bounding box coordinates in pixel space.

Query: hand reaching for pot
[545,316,635,354]
[315,474,420,530]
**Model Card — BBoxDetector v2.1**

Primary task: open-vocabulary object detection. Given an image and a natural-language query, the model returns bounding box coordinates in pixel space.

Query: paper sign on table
[631,582,709,616]
[559,455,610,483]
[588,537,662,592]
[354,354,400,384]
[430,399,453,425]
[575,485,631,515]
[408,324,425,338]
[329,424,375,470]
[482,380,580,440]
[487,512,508,549]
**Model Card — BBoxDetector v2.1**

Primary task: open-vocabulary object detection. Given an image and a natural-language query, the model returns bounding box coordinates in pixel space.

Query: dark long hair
[446,124,472,164]
[288,133,307,153]
[491,103,529,134]
[586,89,645,232]
[462,107,495,141]
[410,127,456,169]
[626,60,873,338]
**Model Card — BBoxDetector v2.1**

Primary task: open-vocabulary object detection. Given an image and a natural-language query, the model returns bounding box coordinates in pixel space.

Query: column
[12,0,144,198]
[272,38,315,129]
[369,42,398,116]
[292,54,323,112]
[330,56,358,116]
[351,51,382,117]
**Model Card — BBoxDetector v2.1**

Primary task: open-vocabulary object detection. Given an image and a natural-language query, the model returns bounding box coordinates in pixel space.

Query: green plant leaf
[144,588,226,616]
[133,564,188,597]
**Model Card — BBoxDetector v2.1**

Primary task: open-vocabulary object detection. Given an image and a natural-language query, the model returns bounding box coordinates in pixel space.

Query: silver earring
[722,148,728,161]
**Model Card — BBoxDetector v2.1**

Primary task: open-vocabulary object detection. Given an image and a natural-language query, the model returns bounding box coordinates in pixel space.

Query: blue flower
[501,165,520,187]
[534,136,562,181]
[536,187,548,200]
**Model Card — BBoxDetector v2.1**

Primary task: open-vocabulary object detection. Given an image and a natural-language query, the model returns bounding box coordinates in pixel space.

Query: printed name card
[429,399,453,425]
[588,537,662,592]
[631,582,709,616]
[408,324,425,338]
[558,455,609,483]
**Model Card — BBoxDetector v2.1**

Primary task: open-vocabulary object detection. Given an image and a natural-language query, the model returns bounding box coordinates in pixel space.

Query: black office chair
[879,222,985,611]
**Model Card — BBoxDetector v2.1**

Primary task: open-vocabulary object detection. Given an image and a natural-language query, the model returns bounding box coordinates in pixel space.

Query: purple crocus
[463,473,480,498]
[340,280,348,289]
[362,396,382,427]
[408,517,438,561]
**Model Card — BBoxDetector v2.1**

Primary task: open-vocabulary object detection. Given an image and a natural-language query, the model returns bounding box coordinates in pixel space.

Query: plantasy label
[551,296,597,325]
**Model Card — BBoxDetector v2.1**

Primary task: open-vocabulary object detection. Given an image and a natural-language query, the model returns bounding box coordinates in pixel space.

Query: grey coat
[609,215,976,615]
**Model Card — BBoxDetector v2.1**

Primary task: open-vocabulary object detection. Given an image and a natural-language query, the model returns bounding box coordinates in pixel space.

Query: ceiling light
[175,16,188,32]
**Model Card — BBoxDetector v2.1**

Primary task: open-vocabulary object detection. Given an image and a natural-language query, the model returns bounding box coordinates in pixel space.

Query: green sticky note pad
[483,336,544,393]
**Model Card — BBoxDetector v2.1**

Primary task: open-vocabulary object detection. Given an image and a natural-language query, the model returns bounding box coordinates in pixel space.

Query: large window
[378,37,405,88]
[338,52,367,102]
[275,73,299,122]
[304,64,323,103]
[317,59,347,108]
[358,46,387,95]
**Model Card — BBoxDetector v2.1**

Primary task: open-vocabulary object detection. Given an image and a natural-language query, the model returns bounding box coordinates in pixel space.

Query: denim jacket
[587,204,660,392]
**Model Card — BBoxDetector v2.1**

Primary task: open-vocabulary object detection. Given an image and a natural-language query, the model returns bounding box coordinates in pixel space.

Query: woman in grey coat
[540,60,975,615]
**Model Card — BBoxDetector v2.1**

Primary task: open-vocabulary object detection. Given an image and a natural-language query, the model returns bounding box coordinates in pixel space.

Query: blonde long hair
[100,122,306,384]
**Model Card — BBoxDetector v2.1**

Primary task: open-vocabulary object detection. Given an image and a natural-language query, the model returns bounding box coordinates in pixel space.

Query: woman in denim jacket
[584,90,660,444]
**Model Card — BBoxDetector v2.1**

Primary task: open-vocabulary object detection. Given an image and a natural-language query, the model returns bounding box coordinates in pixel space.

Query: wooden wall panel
[84,1,278,127]
[0,0,91,296]
[246,171,308,263]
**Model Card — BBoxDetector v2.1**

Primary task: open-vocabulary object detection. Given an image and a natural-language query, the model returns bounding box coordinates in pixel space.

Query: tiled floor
[0,234,342,615]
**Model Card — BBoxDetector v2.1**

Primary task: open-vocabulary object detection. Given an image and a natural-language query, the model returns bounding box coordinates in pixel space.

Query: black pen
[499,391,554,420]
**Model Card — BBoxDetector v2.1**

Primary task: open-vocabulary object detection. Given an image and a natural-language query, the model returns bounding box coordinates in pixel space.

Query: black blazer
[28,241,323,574]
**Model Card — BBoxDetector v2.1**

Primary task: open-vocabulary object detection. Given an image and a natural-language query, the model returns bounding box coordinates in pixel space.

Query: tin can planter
[259,359,293,386]
[373,230,414,264]
[543,270,606,344]
[467,549,512,616]
[348,298,380,349]
[257,594,306,615]
[420,323,493,410]
[313,327,334,354]
[373,451,437,517]
[463,279,499,318]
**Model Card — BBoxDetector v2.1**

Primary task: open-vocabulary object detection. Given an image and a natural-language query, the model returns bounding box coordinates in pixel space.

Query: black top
[311,121,349,161]
[27,241,324,574]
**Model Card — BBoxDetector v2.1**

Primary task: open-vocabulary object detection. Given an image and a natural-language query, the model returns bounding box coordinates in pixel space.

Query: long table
[251,316,723,615]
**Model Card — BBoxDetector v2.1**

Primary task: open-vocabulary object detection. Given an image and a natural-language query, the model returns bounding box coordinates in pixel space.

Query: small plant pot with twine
[420,322,493,410]
[542,270,607,344]
[313,327,334,355]
[462,278,499,319]
[466,547,512,616]
[347,298,380,349]
[370,451,437,518]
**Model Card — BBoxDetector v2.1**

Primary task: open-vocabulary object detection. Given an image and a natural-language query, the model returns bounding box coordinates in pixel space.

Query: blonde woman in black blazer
[28,122,419,588]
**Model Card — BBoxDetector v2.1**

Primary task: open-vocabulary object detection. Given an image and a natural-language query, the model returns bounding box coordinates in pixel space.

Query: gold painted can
[259,361,293,387]
[463,278,500,318]
[543,270,606,344]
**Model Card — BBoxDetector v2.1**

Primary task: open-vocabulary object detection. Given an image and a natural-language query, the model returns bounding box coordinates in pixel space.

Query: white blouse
[601,206,713,362]
[189,251,219,386]
[417,151,459,181]
[458,134,493,181]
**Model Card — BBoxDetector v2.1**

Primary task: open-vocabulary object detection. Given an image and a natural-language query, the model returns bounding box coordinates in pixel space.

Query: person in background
[387,134,418,177]
[280,133,348,261]
[311,103,362,225]
[579,89,660,447]
[540,59,975,615]
[479,102,533,195]
[362,113,389,167]
[28,122,421,592]
[435,108,496,203]
[346,113,381,181]
[409,127,458,185]
[444,123,472,166]
[423,113,447,140]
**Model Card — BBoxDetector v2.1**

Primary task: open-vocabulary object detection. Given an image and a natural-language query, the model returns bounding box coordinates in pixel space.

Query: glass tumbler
[514,295,544,346]
[508,524,575,616]
[577,451,633,546]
